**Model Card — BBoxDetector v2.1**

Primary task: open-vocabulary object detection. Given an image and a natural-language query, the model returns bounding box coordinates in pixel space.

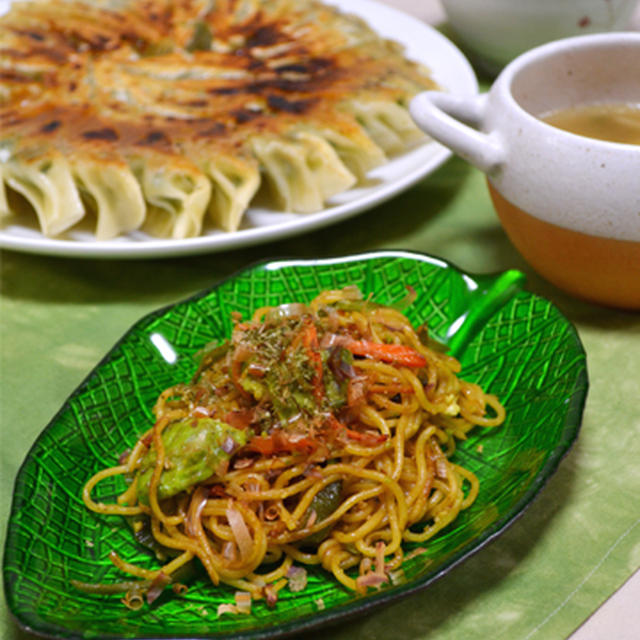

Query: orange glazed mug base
[488,184,640,310]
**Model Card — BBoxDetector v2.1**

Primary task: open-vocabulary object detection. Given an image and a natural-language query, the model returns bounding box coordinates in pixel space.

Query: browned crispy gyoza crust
[0,0,438,239]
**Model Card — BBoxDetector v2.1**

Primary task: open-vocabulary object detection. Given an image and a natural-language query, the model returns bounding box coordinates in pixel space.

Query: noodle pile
[79,287,504,609]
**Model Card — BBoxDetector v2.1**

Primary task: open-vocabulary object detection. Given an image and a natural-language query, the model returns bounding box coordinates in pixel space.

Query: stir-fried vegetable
[345,340,427,367]
[136,418,246,504]
[302,480,343,544]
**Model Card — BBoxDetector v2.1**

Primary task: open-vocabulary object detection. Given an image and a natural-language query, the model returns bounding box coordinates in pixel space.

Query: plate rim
[0,0,478,259]
[3,249,589,640]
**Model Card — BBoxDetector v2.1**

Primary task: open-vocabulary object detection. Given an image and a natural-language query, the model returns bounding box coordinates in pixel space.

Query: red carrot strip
[245,433,318,456]
[345,340,427,368]
[326,415,388,446]
[298,319,324,402]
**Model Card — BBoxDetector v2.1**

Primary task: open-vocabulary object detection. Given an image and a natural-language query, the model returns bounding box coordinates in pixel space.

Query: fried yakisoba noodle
[0,0,438,240]
[79,287,504,607]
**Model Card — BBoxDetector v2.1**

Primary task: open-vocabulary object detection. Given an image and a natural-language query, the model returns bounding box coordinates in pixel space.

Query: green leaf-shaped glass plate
[4,250,588,640]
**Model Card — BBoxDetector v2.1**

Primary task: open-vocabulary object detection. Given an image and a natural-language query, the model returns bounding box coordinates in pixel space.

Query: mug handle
[409,91,505,173]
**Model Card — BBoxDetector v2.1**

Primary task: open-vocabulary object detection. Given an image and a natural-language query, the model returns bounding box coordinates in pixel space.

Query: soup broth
[542,103,640,145]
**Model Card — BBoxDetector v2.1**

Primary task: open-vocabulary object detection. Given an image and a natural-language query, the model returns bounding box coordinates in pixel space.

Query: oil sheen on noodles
[78,287,504,611]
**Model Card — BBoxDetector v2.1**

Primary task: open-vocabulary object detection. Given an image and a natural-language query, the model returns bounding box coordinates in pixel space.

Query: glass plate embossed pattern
[3,251,588,639]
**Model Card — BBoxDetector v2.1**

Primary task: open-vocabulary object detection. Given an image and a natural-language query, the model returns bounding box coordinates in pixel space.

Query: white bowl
[409,32,640,309]
[441,0,638,74]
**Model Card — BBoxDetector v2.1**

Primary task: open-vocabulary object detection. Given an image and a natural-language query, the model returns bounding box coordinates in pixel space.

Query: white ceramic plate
[0,0,477,258]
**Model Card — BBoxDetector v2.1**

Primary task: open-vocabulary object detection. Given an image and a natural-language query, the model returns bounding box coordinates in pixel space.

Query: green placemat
[2,157,639,639]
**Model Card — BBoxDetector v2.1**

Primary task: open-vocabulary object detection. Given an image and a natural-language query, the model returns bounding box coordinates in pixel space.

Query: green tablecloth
[2,156,639,639]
